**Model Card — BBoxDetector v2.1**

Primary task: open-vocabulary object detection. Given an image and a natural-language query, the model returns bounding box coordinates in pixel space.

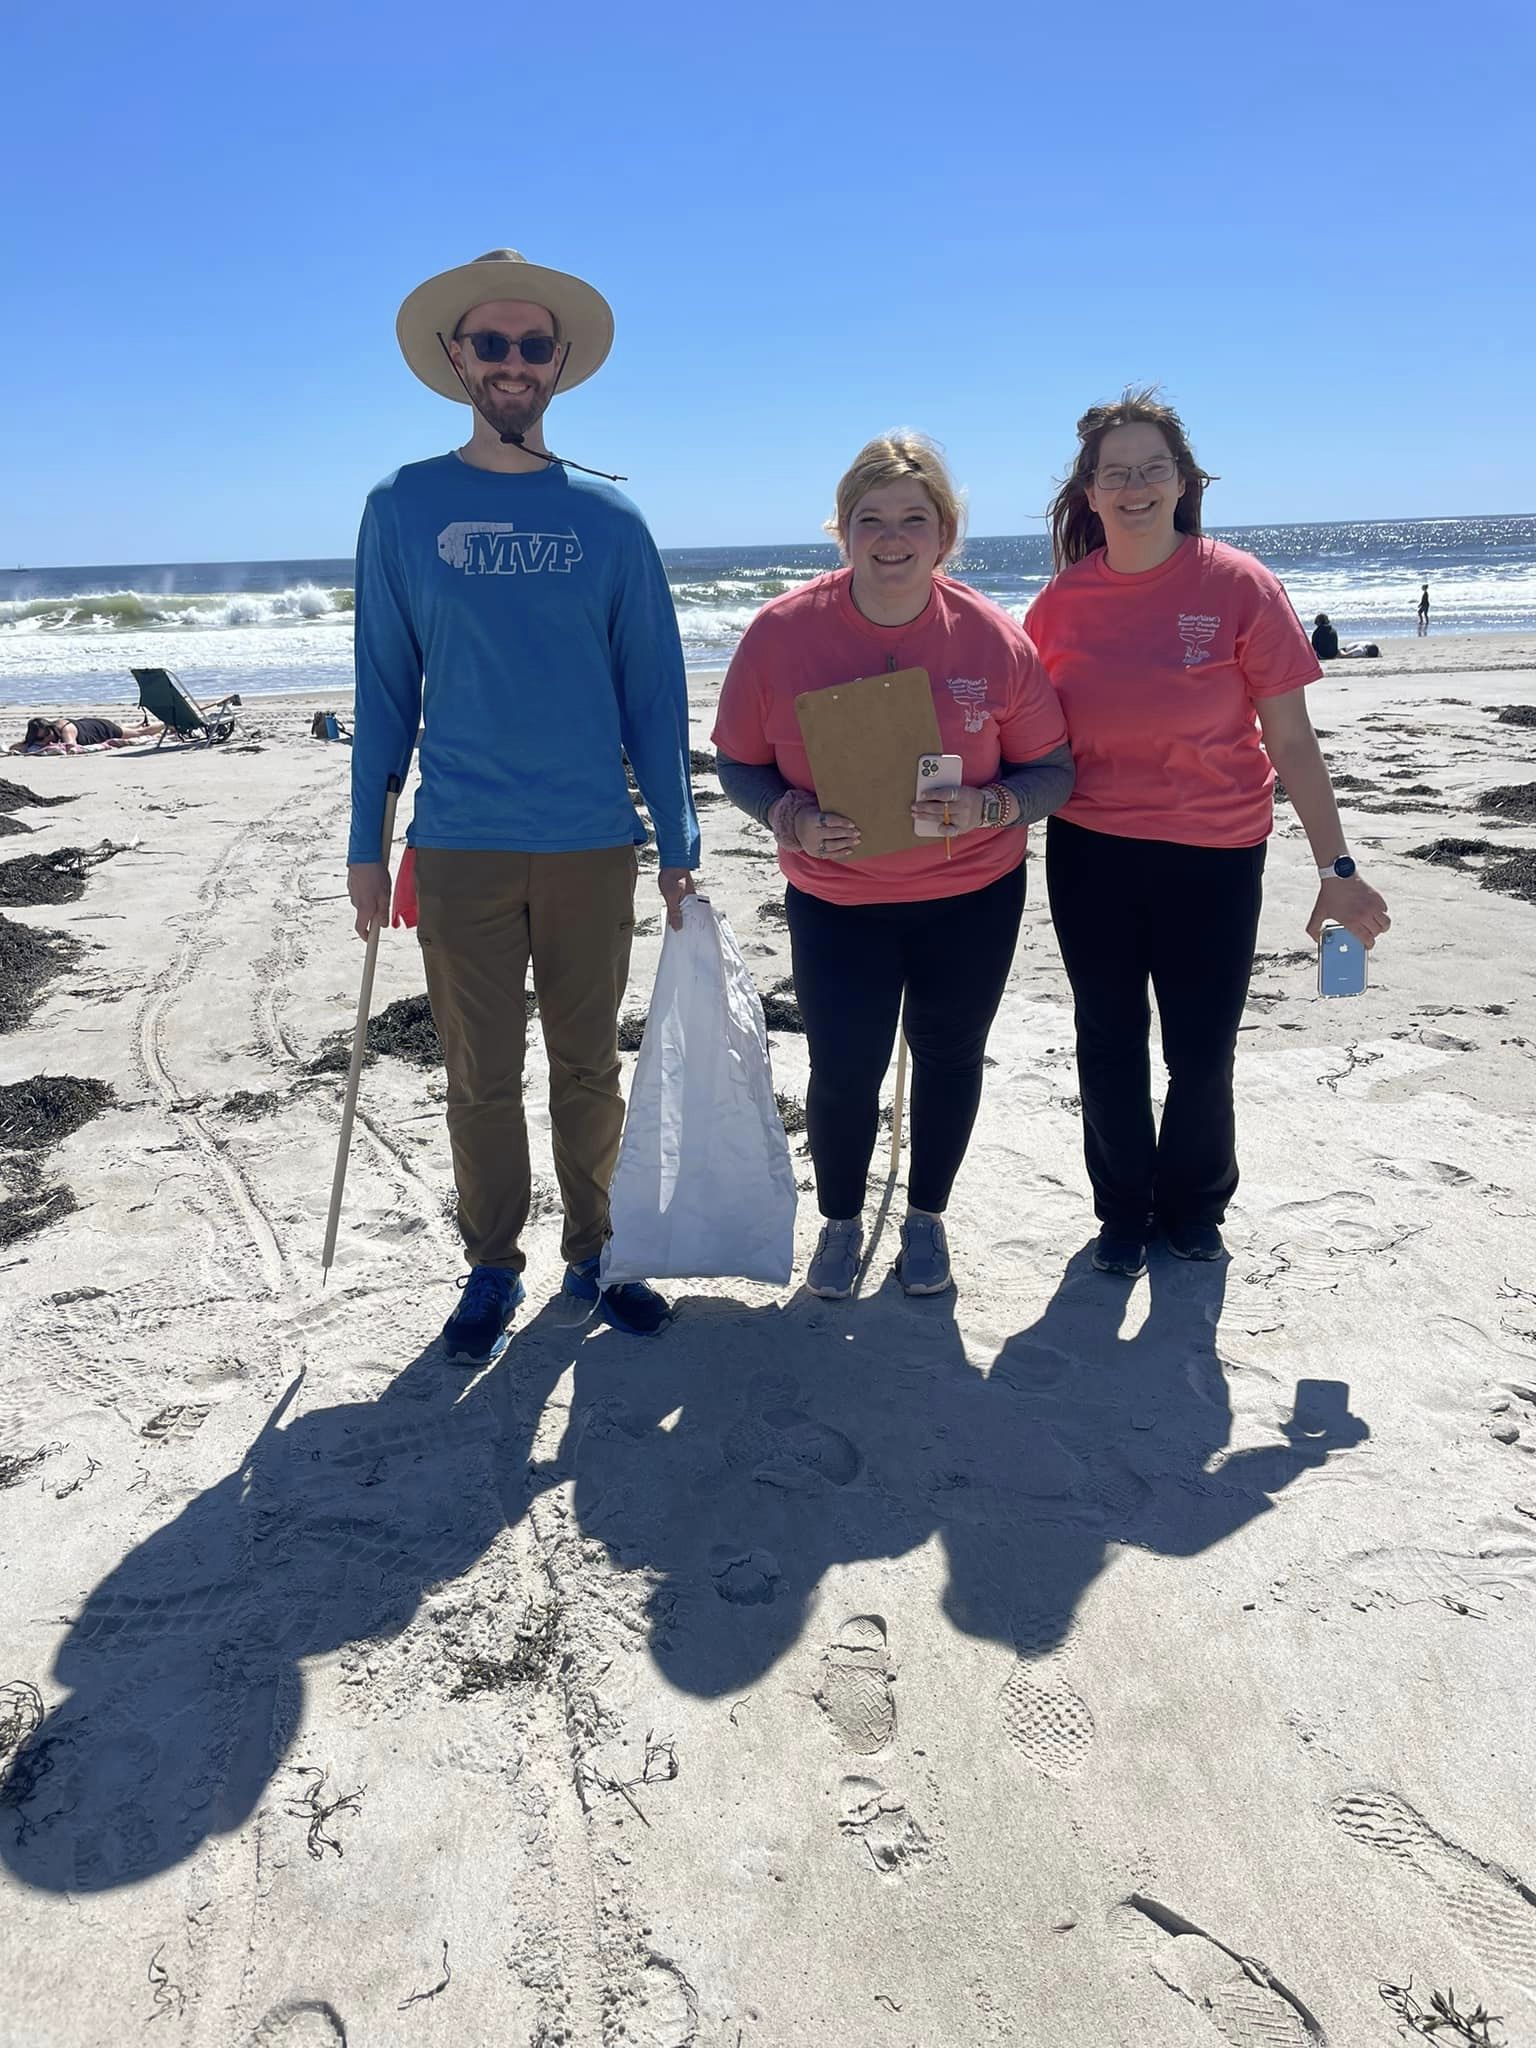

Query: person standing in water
[1417,583,1430,635]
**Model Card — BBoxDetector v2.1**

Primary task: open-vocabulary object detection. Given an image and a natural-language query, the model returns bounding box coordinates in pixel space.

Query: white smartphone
[1318,921,1368,998]
[913,753,965,837]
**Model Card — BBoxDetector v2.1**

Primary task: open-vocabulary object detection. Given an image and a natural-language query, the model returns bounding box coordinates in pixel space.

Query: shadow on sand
[3,1246,1366,1893]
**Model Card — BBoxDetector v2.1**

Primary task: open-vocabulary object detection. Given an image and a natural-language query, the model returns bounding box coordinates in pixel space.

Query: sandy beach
[2,633,1536,2047]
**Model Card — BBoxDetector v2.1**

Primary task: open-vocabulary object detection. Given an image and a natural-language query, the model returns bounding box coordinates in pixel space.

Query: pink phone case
[913,753,964,837]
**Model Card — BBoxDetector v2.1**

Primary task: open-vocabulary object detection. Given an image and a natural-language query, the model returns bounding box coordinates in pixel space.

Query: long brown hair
[1047,386,1215,571]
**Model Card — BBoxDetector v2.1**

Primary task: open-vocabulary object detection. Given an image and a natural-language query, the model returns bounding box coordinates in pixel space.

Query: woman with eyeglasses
[714,432,1074,1299]
[1025,389,1389,1279]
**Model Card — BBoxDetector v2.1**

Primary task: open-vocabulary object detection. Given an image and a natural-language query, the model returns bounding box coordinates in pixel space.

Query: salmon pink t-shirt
[712,569,1068,906]
[1024,537,1320,847]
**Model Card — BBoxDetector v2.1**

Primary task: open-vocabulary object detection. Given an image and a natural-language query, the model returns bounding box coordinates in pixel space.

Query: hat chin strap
[435,333,627,482]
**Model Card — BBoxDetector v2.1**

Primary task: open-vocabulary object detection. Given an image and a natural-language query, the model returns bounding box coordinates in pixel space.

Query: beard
[468,369,551,441]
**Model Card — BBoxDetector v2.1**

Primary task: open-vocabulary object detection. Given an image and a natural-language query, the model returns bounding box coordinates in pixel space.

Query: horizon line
[3,509,1534,579]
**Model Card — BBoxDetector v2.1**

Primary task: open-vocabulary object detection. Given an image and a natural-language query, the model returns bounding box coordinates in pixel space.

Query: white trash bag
[601,894,796,1286]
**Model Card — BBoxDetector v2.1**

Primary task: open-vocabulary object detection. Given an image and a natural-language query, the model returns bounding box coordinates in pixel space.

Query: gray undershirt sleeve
[715,741,1075,833]
[997,741,1075,826]
[715,749,792,828]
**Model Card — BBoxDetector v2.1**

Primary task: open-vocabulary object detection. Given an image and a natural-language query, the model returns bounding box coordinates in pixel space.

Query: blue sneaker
[441,1265,525,1366]
[563,1257,672,1336]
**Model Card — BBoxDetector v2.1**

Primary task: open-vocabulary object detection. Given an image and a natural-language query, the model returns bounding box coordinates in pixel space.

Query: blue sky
[2,0,1531,564]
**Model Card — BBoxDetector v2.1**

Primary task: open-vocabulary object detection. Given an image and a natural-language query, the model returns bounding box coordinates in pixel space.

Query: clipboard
[794,667,942,860]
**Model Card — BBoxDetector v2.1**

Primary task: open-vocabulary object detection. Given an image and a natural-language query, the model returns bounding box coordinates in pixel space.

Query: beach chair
[129,668,241,746]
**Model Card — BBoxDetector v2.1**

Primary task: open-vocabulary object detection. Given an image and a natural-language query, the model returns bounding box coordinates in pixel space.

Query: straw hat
[396,248,614,403]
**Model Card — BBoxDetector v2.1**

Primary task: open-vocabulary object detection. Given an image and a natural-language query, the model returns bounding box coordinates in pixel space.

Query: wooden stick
[321,775,402,1282]
[888,1015,909,1176]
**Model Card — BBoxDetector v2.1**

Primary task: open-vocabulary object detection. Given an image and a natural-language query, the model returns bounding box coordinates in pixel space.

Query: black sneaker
[441,1265,525,1366]
[1092,1229,1148,1279]
[1165,1222,1226,1261]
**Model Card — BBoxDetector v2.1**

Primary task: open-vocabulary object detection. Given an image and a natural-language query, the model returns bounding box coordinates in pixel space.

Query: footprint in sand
[709,1546,780,1605]
[139,1403,212,1445]
[998,1609,1096,1781]
[815,1614,895,1754]
[1328,1786,1536,1989]
[1110,1894,1328,2047]
[633,1955,699,2047]
[723,1406,861,1491]
[242,2001,349,2047]
[838,1773,930,1875]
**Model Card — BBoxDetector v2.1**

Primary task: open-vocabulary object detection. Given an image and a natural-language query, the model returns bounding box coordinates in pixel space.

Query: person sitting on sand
[1025,387,1391,1281]
[8,715,160,754]
[1311,613,1380,662]
[713,432,1075,1299]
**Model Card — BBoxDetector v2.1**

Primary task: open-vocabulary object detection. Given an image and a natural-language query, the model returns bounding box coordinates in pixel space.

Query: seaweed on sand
[448,1600,561,1695]
[0,841,127,909]
[0,1076,114,1246]
[0,1161,78,1247]
[1379,1977,1506,2043]
[219,1089,284,1120]
[1479,782,1536,822]
[0,778,76,813]
[0,914,80,1033]
[775,1092,807,1134]
[1406,838,1536,905]
[1406,838,1499,868]
[761,979,804,1032]
[308,993,443,1073]
[0,1075,115,1148]
[1491,704,1536,728]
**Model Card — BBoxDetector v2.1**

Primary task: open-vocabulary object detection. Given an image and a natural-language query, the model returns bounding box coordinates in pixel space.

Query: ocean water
[1,514,1532,709]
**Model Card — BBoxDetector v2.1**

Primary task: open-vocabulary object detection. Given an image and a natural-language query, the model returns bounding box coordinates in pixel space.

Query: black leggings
[786,862,1027,1219]
[1045,817,1265,1234]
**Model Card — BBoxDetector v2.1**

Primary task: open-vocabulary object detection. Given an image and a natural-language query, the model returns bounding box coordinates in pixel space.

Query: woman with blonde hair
[713,433,1073,1298]
[1026,389,1390,1278]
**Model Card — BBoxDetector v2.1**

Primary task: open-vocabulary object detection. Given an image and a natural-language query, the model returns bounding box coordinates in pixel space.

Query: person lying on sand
[9,715,162,754]
[1312,613,1379,660]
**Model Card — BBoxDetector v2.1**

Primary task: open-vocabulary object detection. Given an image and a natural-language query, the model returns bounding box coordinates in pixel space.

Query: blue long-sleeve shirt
[347,453,700,871]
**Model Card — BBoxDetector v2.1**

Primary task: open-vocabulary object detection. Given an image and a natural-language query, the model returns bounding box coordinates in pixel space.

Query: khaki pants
[414,844,638,1272]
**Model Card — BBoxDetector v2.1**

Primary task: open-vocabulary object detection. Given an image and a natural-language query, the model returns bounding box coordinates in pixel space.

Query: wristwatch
[980,785,1007,828]
[1317,854,1357,881]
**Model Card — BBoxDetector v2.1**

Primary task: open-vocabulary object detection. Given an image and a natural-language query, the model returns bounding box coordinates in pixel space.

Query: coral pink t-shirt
[1024,537,1320,848]
[712,569,1068,905]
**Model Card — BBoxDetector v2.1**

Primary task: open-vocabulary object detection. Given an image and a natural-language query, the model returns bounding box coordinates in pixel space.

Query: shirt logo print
[1178,613,1221,666]
[947,677,990,733]
[437,521,584,575]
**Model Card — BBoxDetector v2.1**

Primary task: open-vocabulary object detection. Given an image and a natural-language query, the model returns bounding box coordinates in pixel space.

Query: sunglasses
[458,329,560,367]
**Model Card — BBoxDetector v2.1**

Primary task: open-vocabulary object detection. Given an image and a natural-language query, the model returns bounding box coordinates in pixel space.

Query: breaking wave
[0,584,352,635]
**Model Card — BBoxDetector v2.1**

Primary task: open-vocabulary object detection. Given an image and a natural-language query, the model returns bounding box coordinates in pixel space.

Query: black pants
[1045,817,1265,1235]
[786,862,1027,1220]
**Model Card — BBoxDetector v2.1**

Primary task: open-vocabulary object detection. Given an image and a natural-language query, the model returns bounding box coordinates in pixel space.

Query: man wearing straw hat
[346,248,699,1365]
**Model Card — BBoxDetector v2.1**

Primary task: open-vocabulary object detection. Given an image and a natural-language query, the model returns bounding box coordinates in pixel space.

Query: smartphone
[1318,921,1368,998]
[913,753,964,837]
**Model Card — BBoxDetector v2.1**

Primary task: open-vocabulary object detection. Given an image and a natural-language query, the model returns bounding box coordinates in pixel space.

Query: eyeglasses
[1092,457,1178,490]
[459,330,560,366]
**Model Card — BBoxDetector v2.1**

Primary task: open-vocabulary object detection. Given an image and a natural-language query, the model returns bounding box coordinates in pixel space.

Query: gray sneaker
[806,1218,864,1299]
[897,1214,952,1295]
